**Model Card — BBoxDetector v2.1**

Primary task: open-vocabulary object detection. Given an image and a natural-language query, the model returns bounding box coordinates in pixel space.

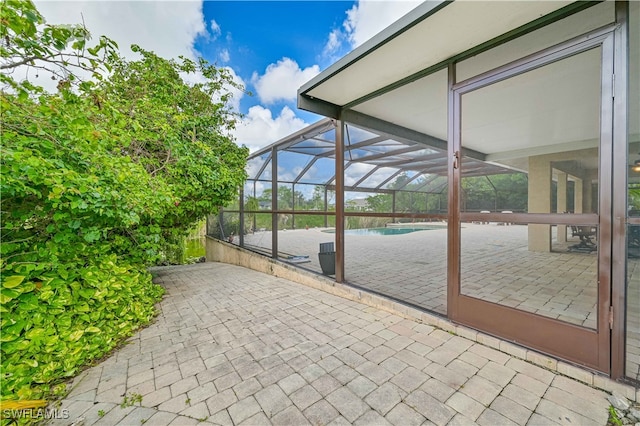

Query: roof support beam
[376,169,404,190]
[250,118,335,159]
[413,174,443,191]
[342,110,486,161]
[348,144,427,163]
[254,151,272,181]
[352,166,381,189]
[293,157,319,184]
[396,172,434,190]
[298,95,340,119]
[372,152,446,169]
[317,135,390,159]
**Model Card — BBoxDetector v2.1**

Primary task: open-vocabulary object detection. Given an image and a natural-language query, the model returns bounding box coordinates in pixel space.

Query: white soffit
[302,1,573,107]
[353,69,448,141]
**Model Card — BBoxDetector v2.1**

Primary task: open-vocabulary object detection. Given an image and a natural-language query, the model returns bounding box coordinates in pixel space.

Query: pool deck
[49,262,637,426]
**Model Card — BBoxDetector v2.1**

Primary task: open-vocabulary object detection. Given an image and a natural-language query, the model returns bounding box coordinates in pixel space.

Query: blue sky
[196,1,354,123]
[35,1,420,152]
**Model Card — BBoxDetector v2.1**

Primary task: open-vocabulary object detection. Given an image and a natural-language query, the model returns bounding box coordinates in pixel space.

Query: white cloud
[322,29,343,60]
[35,1,207,62]
[22,0,246,109]
[345,0,422,48]
[219,48,230,63]
[251,58,320,105]
[210,19,221,40]
[345,162,376,187]
[175,65,244,114]
[322,0,422,62]
[221,66,245,113]
[233,105,308,153]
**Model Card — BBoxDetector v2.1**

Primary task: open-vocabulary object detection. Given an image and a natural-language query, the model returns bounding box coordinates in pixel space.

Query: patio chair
[568,225,597,253]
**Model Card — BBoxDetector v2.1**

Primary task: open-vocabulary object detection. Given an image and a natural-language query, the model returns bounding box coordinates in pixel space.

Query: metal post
[447,61,459,320]
[335,121,345,282]
[253,181,257,232]
[218,208,225,240]
[292,183,296,229]
[324,186,328,227]
[239,187,244,247]
[271,147,278,259]
[392,191,397,223]
[611,0,630,380]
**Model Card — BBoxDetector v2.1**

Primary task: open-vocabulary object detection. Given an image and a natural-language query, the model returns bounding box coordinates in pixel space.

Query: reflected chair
[568,226,597,253]
[628,225,640,258]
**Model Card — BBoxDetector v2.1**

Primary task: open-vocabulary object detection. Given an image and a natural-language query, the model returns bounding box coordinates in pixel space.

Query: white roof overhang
[298,1,586,117]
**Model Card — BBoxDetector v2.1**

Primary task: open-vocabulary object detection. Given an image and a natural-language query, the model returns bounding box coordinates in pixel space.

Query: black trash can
[318,242,335,276]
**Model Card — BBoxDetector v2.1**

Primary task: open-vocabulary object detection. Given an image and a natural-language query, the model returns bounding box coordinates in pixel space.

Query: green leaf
[67,330,84,341]
[25,327,43,338]
[83,229,101,243]
[0,288,20,304]
[3,275,25,288]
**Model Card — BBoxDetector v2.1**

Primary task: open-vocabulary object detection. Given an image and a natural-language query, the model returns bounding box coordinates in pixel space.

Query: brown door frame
[610,1,630,381]
[447,26,616,373]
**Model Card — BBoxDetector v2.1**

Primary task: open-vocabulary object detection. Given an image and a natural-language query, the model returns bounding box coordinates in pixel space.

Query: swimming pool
[322,225,446,236]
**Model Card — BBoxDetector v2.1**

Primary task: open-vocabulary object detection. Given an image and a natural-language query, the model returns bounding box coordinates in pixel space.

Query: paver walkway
[50,262,613,425]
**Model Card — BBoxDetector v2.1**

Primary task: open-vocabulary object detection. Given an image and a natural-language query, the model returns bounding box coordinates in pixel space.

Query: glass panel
[246,153,271,181]
[461,172,528,213]
[277,213,334,275]
[277,184,294,211]
[460,222,598,329]
[292,183,325,212]
[344,215,447,315]
[459,46,603,329]
[243,213,273,257]
[345,163,376,187]
[278,151,310,183]
[461,47,602,216]
[218,212,241,246]
[626,0,640,381]
[247,182,270,211]
[297,158,335,185]
[358,168,399,190]
[345,125,377,145]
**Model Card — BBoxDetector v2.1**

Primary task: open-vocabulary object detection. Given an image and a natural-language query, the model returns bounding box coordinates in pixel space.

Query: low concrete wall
[205,236,639,401]
[205,236,365,306]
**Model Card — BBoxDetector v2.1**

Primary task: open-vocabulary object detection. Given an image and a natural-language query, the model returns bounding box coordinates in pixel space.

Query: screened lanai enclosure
[209,117,538,315]
[208,0,639,384]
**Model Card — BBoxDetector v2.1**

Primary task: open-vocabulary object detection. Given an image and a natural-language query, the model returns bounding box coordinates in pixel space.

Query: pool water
[323,225,445,236]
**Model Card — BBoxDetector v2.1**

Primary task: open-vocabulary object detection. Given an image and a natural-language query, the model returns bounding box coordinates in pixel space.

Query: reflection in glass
[460,222,598,329]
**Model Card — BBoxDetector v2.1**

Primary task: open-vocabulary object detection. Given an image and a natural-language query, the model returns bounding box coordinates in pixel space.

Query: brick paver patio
[47,262,621,425]
[244,222,640,378]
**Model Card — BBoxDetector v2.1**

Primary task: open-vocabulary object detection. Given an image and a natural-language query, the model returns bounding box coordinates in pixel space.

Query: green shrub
[0,0,247,404]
